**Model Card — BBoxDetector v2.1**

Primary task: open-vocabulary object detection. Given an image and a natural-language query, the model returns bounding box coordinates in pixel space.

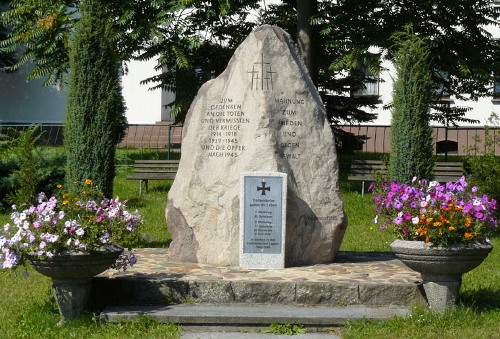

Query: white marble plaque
[240,171,287,269]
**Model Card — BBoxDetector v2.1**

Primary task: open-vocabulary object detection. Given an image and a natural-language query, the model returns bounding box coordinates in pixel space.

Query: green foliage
[0,126,66,211]
[64,1,126,198]
[389,27,434,183]
[0,146,66,212]
[2,1,498,127]
[4,125,44,207]
[0,0,74,85]
[264,322,306,335]
[464,113,500,218]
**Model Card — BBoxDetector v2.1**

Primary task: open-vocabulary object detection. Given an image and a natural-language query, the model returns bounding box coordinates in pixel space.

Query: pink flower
[403,212,412,221]
[393,216,403,225]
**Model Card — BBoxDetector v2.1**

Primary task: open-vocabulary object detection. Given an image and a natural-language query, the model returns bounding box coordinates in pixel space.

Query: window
[351,67,380,97]
[494,74,500,100]
[433,70,451,100]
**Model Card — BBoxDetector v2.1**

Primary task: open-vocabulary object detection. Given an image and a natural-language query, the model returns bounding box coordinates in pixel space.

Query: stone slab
[92,249,426,309]
[100,304,410,328]
[240,172,287,269]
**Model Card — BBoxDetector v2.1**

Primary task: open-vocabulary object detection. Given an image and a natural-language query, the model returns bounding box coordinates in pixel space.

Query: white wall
[121,58,172,124]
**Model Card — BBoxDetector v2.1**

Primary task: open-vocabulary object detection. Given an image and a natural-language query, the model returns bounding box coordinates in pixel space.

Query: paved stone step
[92,250,425,309]
[100,303,409,330]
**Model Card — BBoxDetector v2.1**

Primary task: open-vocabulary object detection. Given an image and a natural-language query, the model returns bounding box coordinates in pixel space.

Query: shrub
[0,126,66,211]
[464,113,500,219]
[389,26,434,183]
[64,1,126,198]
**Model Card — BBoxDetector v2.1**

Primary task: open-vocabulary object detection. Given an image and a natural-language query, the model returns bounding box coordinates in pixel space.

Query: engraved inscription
[274,96,306,160]
[200,98,250,157]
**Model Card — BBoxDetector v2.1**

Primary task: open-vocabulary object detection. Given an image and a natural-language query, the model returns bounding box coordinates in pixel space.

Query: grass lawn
[0,150,499,338]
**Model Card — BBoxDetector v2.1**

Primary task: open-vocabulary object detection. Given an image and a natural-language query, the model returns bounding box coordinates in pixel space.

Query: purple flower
[393,200,403,210]
[403,212,412,221]
[129,252,137,266]
[393,216,403,225]
[368,182,374,192]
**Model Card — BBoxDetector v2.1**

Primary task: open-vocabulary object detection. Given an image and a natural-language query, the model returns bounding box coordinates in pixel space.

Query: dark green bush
[464,118,500,220]
[389,26,435,183]
[0,147,65,211]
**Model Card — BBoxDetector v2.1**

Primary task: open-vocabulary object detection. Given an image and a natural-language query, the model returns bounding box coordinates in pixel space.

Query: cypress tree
[389,27,434,183]
[65,1,126,197]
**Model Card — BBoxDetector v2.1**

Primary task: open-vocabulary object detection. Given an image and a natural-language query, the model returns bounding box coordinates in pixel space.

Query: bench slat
[127,173,176,180]
[348,160,464,183]
[127,159,180,194]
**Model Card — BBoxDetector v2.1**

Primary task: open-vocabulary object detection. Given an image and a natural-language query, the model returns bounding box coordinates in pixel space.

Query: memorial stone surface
[166,25,347,266]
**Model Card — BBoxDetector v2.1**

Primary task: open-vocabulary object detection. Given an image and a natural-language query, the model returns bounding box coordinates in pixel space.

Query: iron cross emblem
[257,181,271,195]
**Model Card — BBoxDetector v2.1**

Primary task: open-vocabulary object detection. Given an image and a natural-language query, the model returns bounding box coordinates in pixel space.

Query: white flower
[75,228,84,236]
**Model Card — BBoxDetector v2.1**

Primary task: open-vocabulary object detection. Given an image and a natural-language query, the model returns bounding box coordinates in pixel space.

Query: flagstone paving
[96,249,423,307]
[100,249,420,285]
[97,249,423,332]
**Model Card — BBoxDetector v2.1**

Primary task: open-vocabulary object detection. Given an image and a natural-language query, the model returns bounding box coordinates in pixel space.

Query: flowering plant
[370,176,498,246]
[0,179,143,271]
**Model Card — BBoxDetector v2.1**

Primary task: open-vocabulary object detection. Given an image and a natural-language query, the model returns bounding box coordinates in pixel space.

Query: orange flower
[426,217,433,225]
[425,236,430,243]
[56,184,63,189]
[465,217,472,228]
[62,200,69,205]
[448,226,455,231]
[464,232,473,239]
[85,179,92,185]
[433,221,442,227]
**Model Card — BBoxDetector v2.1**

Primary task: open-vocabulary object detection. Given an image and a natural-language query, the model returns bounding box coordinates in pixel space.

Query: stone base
[92,249,425,310]
[421,274,462,313]
[52,278,92,322]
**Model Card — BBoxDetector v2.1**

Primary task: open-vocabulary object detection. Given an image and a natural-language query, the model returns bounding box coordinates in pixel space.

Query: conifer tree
[389,27,434,183]
[64,0,126,197]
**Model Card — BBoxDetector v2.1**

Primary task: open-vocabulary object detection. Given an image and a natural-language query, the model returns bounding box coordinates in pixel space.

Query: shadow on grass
[460,288,500,312]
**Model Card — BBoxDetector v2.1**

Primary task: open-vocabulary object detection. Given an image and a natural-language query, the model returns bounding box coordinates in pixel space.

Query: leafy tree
[64,0,126,197]
[0,1,15,71]
[1,0,499,128]
[389,27,434,183]
[316,0,499,125]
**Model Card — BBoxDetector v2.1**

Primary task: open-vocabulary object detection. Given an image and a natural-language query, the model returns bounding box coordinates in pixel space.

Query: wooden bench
[127,160,180,195]
[348,160,464,196]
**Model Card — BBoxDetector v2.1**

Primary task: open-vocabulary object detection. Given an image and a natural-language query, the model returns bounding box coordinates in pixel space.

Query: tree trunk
[296,0,317,85]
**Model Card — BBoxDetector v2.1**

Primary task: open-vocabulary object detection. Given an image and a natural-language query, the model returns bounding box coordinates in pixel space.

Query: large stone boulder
[166,25,347,266]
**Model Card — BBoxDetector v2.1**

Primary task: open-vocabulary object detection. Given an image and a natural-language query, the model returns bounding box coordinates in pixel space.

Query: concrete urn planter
[390,239,493,312]
[28,244,123,323]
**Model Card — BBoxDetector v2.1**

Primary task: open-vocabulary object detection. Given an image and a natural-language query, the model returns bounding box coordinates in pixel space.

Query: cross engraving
[248,53,275,91]
[257,181,271,195]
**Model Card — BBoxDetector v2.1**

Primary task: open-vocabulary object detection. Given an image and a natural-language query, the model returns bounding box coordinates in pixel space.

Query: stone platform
[93,249,424,308]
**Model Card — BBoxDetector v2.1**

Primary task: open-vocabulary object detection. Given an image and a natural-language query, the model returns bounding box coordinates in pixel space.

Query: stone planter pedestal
[28,244,123,323]
[390,239,492,313]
